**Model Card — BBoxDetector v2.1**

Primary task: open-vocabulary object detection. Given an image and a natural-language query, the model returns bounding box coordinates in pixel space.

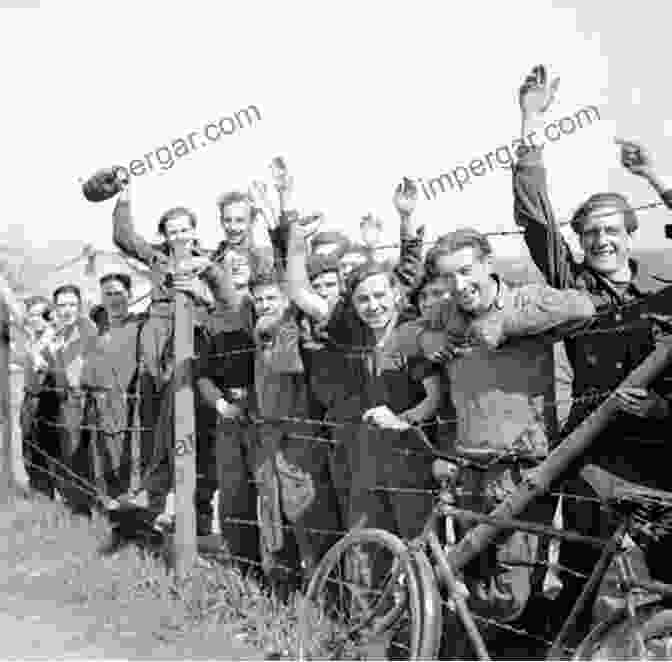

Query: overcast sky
[2,0,671,272]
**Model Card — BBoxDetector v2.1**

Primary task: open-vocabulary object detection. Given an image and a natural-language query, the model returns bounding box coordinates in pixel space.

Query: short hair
[53,284,82,304]
[157,206,197,236]
[306,254,341,281]
[570,192,638,234]
[346,261,398,296]
[425,227,493,278]
[99,272,132,294]
[216,191,252,213]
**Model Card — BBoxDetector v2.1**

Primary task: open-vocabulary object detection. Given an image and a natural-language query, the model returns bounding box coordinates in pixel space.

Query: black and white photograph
[1,1,672,658]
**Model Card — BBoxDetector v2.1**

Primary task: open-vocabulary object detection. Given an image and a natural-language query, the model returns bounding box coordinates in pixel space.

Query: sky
[1,0,671,294]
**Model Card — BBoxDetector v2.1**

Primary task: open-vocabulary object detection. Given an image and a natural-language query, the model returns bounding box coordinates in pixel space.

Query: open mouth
[591,248,615,258]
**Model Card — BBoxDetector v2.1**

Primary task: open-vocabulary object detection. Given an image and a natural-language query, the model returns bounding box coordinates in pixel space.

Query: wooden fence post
[172,291,197,577]
[0,299,13,500]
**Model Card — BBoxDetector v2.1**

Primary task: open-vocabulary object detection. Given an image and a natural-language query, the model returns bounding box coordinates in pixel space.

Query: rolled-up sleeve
[504,284,595,338]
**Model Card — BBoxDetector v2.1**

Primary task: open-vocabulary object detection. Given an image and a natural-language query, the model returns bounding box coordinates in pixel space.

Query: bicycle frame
[418,491,672,660]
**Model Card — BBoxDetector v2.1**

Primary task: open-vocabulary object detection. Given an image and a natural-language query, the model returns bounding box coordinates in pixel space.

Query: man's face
[252,283,288,319]
[220,201,252,246]
[101,279,130,322]
[578,209,632,276]
[54,292,80,327]
[163,214,196,250]
[340,251,368,280]
[434,246,493,315]
[417,279,451,317]
[351,273,397,329]
[26,302,49,335]
[311,271,341,306]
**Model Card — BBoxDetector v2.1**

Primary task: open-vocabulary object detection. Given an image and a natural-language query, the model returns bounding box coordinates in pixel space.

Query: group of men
[5,65,672,653]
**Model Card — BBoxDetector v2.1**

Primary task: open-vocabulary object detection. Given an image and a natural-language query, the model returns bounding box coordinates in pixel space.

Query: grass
[0,491,336,659]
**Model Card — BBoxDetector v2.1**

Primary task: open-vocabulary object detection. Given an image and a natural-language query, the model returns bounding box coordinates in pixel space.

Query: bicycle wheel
[571,606,672,660]
[305,528,442,660]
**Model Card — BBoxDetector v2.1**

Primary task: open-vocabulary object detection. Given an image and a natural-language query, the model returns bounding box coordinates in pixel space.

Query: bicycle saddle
[609,484,672,543]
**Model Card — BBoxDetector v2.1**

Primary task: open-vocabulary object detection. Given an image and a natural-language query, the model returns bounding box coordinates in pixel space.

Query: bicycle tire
[571,605,672,660]
[305,527,442,660]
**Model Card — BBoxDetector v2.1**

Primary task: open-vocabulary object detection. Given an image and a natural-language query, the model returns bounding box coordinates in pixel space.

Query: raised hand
[393,177,418,217]
[270,156,294,207]
[249,180,278,229]
[519,64,560,119]
[360,213,383,248]
[615,138,655,179]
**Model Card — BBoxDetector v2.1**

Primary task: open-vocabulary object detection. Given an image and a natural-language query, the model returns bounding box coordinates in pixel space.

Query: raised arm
[514,65,578,290]
[285,217,330,322]
[112,182,167,268]
[616,138,672,209]
[392,178,424,293]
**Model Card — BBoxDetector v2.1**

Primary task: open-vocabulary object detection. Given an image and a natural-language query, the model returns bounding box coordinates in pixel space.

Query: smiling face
[252,282,288,320]
[433,246,495,315]
[220,201,253,247]
[351,273,398,330]
[578,208,632,276]
[162,213,196,251]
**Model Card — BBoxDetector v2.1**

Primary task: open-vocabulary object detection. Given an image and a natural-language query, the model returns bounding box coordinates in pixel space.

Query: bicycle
[305,441,672,660]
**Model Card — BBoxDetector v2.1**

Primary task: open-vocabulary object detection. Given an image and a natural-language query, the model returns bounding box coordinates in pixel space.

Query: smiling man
[514,64,672,641]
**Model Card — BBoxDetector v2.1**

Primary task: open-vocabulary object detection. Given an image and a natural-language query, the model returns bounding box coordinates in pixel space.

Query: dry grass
[0,492,335,659]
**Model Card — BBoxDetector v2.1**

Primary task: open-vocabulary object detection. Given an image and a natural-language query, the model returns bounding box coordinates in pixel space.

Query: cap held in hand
[82,167,128,202]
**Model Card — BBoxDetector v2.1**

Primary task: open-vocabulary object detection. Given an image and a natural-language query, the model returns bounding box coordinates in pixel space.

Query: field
[0,493,326,659]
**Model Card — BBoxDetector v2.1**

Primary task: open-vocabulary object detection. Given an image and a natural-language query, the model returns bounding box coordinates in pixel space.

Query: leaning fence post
[172,291,197,577]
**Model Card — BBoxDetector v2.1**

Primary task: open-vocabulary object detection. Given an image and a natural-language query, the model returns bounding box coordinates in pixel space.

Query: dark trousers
[215,418,261,567]
[339,423,433,540]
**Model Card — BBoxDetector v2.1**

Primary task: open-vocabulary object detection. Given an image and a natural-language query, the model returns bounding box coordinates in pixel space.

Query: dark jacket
[513,145,672,486]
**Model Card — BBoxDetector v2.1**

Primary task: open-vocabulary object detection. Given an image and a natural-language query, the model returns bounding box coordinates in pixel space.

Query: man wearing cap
[514,65,672,637]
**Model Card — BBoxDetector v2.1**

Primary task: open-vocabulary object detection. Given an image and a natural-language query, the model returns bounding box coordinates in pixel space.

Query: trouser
[341,423,434,540]
[56,393,95,515]
[215,418,261,567]
[195,412,218,536]
[137,302,210,514]
[548,471,617,645]
[459,463,543,625]
[24,415,60,499]
[275,420,345,575]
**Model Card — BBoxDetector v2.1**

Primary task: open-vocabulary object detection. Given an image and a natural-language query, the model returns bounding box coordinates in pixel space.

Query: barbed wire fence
[1,197,672,653]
